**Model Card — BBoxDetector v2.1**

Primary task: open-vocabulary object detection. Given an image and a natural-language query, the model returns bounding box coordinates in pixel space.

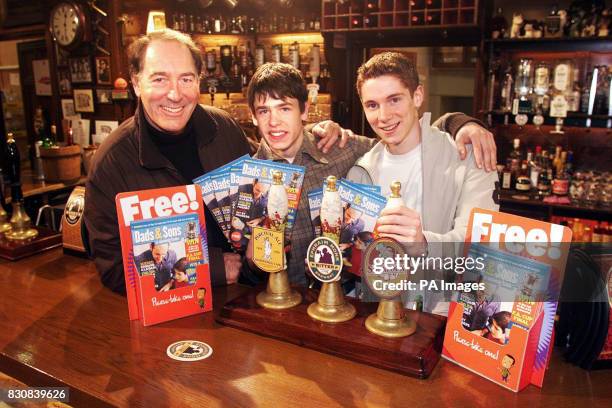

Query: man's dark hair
[505,354,516,366]
[127,29,202,78]
[490,311,512,333]
[356,51,419,97]
[173,257,188,272]
[247,63,308,113]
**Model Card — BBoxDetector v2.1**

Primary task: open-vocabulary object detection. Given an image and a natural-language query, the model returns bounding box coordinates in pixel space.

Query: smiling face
[251,94,308,161]
[360,74,424,155]
[502,355,514,369]
[151,243,168,264]
[132,40,200,134]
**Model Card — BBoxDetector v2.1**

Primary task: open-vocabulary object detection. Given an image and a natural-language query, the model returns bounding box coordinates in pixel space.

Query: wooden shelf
[484,111,612,130]
[321,0,478,32]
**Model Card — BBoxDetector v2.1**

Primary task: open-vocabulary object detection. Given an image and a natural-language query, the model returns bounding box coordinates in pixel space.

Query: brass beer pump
[5,136,38,241]
[307,176,356,323]
[255,170,302,309]
[363,182,416,338]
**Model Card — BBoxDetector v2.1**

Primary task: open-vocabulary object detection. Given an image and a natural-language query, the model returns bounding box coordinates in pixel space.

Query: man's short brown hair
[247,63,308,113]
[127,29,202,78]
[356,52,419,97]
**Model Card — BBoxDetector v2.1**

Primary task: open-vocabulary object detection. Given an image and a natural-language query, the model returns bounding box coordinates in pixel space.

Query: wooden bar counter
[1,250,611,407]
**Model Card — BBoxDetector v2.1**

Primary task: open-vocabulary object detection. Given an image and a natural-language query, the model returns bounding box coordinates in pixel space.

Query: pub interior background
[0,0,610,236]
[0,0,610,405]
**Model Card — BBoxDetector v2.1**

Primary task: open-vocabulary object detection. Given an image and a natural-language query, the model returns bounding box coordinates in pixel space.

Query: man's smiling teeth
[380,123,399,131]
[270,131,286,137]
[161,106,183,113]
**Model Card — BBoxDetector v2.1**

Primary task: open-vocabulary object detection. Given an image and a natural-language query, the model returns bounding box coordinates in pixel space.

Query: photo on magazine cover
[458,243,551,346]
[131,214,204,292]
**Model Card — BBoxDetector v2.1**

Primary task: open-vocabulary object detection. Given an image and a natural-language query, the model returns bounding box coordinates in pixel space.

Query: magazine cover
[308,188,323,237]
[193,174,226,237]
[337,179,387,275]
[229,158,305,251]
[116,185,212,326]
[211,172,232,236]
[442,208,572,392]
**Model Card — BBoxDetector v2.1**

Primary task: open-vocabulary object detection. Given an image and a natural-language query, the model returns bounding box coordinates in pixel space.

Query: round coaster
[166,340,213,362]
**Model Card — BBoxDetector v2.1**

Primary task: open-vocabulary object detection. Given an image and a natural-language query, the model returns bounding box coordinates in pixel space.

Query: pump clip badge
[252,226,285,273]
[307,237,343,283]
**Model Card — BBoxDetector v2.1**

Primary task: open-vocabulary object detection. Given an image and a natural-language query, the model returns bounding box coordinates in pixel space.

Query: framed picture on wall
[60,99,76,118]
[69,56,92,83]
[95,56,111,85]
[96,88,112,104]
[74,89,95,113]
[32,59,52,96]
[58,68,72,96]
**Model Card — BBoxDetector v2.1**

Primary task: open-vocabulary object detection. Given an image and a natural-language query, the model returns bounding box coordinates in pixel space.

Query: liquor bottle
[205,49,217,77]
[248,17,257,33]
[309,44,321,84]
[550,60,572,118]
[314,15,321,31]
[320,175,342,243]
[267,170,289,232]
[515,59,534,113]
[501,164,512,190]
[255,44,265,68]
[552,152,569,197]
[490,7,508,39]
[271,44,282,63]
[537,156,551,197]
[500,66,514,112]
[48,124,58,147]
[580,71,592,113]
[515,163,532,192]
[529,146,542,188]
[485,64,497,111]
[594,65,610,115]
[508,138,522,166]
[189,14,195,32]
[195,16,202,33]
[288,42,300,69]
[567,80,582,111]
[534,62,550,96]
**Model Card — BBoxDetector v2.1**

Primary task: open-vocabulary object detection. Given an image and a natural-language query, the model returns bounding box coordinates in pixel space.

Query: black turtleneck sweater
[144,115,231,254]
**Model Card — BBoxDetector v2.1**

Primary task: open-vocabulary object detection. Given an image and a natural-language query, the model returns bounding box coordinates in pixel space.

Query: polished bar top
[1,249,610,407]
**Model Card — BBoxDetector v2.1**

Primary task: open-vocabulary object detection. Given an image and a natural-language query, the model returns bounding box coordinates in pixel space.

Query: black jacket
[84,103,253,294]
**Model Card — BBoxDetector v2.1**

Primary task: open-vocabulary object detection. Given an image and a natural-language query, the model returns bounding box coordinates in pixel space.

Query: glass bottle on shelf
[255,44,265,68]
[490,7,508,39]
[500,66,514,112]
[550,60,572,118]
[514,58,534,114]
[289,42,300,69]
[271,44,282,63]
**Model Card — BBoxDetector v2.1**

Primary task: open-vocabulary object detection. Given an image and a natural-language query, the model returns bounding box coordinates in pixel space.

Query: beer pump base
[307,281,356,323]
[256,270,302,310]
[365,299,417,338]
[218,287,445,379]
[0,223,11,233]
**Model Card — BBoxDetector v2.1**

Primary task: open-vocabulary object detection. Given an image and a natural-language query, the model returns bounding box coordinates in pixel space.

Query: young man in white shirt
[347,52,499,315]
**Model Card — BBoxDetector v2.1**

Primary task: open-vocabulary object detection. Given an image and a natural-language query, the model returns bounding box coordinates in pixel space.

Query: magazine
[116,185,212,326]
[337,179,387,275]
[442,208,572,392]
[229,158,305,252]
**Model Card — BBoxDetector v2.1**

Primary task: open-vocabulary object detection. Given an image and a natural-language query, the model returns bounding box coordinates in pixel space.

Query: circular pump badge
[166,340,213,362]
[307,237,343,283]
[362,237,410,299]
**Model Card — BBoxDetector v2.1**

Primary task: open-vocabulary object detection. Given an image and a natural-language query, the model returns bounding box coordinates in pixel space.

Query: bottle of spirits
[500,66,514,112]
[288,41,300,69]
[255,44,265,68]
[490,7,508,39]
[515,59,534,114]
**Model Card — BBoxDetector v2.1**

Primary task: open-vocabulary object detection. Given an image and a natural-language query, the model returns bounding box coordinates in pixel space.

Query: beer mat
[166,340,213,361]
[0,227,62,261]
[217,287,446,379]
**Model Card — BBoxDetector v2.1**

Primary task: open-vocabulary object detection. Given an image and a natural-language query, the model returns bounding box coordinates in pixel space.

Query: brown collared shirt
[254,130,374,285]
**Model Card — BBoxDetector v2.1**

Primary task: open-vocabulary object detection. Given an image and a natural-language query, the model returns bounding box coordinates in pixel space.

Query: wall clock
[49,1,87,49]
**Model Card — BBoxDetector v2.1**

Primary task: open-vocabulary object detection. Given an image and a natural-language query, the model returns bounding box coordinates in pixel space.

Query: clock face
[50,2,82,48]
